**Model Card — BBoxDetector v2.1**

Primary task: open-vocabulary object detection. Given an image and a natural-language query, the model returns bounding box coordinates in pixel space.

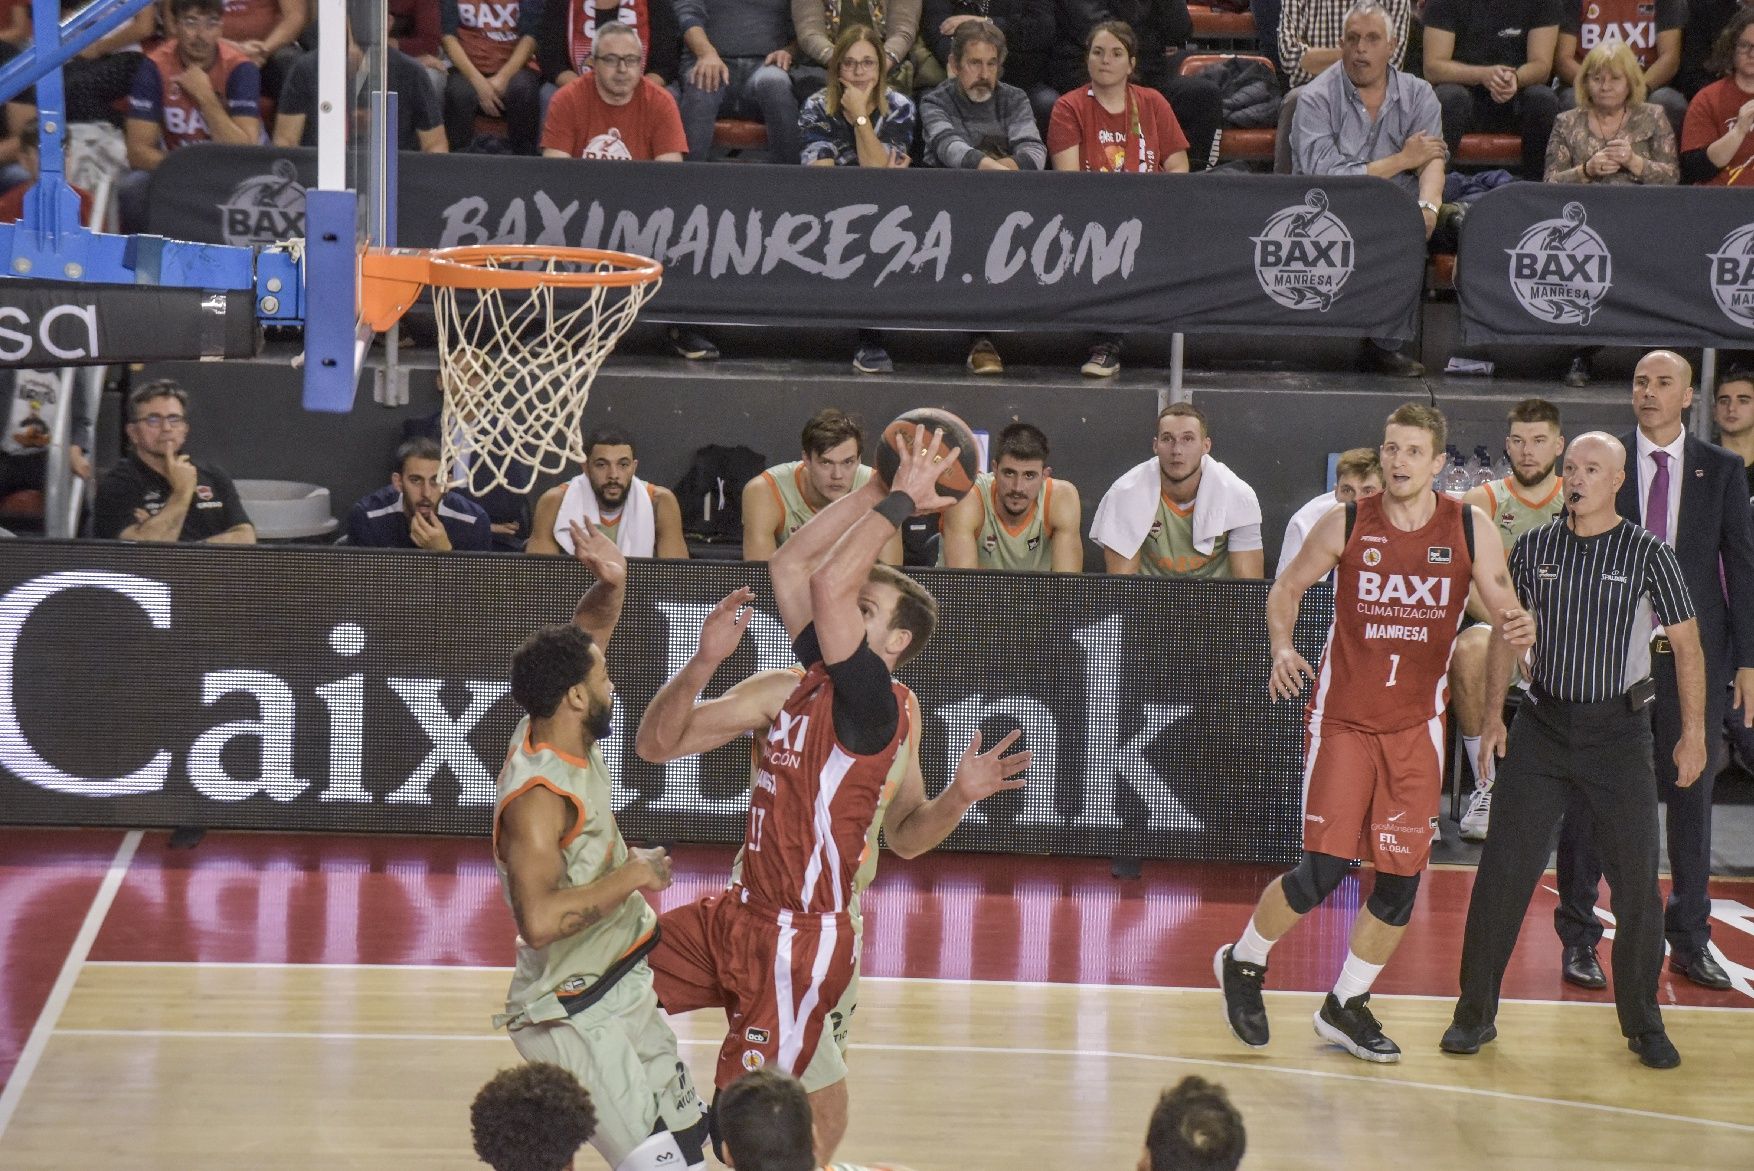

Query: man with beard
[1449,398,1568,841]
[530,428,689,559]
[744,408,901,564]
[940,421,1084,571]
[1091,404,1265,579]
[346,436,493,552]
[491,523,710,1171]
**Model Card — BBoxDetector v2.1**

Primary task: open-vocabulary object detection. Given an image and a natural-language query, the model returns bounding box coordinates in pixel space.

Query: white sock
[1231,921,1275,967]
[1333,951,1385,1003]
[1461,735,1484,788]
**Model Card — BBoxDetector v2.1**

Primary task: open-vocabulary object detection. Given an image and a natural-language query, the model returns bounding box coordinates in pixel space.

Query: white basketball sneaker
[1460,785,1491,842]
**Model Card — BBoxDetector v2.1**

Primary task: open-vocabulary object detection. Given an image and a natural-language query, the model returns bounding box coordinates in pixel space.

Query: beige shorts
[797,918,862,1092]
[508,962,704,1166]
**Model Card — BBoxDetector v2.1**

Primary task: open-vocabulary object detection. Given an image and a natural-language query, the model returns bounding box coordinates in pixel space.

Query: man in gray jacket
[919,19,1045,374]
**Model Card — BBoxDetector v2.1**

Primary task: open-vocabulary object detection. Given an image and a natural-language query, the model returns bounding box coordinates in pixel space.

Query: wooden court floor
[3,829,1753,1169]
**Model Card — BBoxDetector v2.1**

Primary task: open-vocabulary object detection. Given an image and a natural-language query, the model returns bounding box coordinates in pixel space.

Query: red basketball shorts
[1302,716,1444,876]
[648,890,857,1091]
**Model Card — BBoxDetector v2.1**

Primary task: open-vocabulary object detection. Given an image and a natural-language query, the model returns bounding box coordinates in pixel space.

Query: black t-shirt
[93,453,252,541]
[278,47,443,149]
[794,623,901,755]
[1424,0,1565,69]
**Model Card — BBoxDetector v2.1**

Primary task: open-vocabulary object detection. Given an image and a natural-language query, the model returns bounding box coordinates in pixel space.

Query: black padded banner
[0,281,259,368]
[0,543,1335,863]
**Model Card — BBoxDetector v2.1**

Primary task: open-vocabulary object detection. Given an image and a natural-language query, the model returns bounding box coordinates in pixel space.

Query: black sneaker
[1080,340,1121,378]
[1313,992,1401,1063]
[852,341,893,374]
[1628,1031,1681,1069]
[666,326,719,361]
[1439,1019,1497,1055]
[1214,945,1269,1048]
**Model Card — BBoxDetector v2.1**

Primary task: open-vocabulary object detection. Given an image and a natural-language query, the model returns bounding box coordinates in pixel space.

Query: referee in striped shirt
[1442,433,1707,1070]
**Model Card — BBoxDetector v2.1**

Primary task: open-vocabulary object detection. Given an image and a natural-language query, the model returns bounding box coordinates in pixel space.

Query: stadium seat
[1189,5,1258,43]
[713,119,769,150]
[0,489,43,526]
[1430,253,1457,293]
[1455,133,1521,166]
[1179,54,1279,167]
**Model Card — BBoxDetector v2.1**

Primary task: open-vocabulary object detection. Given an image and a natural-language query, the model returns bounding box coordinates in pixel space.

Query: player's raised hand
[1269,646,1315,701]
[698,587,756,664]
[950,728,1032,803]
[627,846,674,892]
[1498,606,1535,648]
[569,520,627,587]
[890,427,961,515]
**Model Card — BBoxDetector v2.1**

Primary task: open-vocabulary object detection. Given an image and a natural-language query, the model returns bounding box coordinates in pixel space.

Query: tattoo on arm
[556,906,605,939]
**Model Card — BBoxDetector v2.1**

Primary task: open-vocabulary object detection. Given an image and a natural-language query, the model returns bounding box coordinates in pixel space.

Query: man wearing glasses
[93,380,255,544]
[541,23,687,160]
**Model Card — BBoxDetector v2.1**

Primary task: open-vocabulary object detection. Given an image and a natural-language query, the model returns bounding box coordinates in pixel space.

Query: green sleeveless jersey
[494,717,657,1018]
[1141,493,1230,578]
[1480,476,1565,552]
[760,461,874,547]
[938,473,1061,571]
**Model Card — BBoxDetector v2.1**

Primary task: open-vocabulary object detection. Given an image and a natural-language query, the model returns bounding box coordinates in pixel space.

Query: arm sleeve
[654,84,689,154]
[1278,0,1309,80]
[1006,88,1047,168]
[882,0,922,62]
[799,93,838,162]
[345,503,371,545]
[920,89,977,167]
[517,0,544,39]
[279,57,314,114]
[1045,92,1078,156]
[1647,541,1696,627]
[1291,81,1362,175]
[408,57,445,129]
[537,0,570,83]
[675,0,708,36]
[1421,0,1457,34]
[824,645,901,754]
[128,57,163,122]
[209,468,253,530]
[877,93,916,153]
[647,0,681,83]
[91,473,137,539]
[1656,0,1686,31]
[439,0,461,40]
[453,502,495,550]
[226,62,263,113]
[1227,522,1264,553]
[793,0,833,64]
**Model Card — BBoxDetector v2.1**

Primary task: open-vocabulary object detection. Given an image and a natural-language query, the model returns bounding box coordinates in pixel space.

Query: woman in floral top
[1544,41,1679,187]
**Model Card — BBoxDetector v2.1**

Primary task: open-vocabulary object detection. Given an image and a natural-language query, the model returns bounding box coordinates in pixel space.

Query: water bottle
[1470,445,1496,488]
[1492,447,1513,483]
[1437,447,1469,497]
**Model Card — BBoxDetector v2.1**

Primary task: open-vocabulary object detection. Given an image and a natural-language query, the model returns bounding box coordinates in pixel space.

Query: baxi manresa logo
[1253,189,1355,311]
[1506,201,1611,325]
[1707,221,1754,330]
[219,158,307,246]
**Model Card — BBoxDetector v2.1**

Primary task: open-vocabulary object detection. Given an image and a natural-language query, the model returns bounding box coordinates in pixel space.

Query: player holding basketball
[638,427,1029,1161]
[1215,404,1535,1063]
[491,520,709,1171]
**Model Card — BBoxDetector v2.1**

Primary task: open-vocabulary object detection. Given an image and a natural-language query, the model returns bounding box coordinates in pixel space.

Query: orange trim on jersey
[761,468,788,541]
[493,776,588,859]
[1503,477,1562,511]
[1160,491,1194,518]
[988,477,1056,539]
[1481,481,1499,518]
[792,463,829,516]
[523,728,596,772]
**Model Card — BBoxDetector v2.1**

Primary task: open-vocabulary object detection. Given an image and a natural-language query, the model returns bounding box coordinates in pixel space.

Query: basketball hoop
[360,245,663,496]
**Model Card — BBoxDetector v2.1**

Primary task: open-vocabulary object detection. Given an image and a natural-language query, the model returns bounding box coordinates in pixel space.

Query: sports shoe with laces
[967,336,1003,375]
[1314,992,1401,1063]
[666,326,719,361]
[852,341,893,374]
[1081,340,1120,378]
[1460,785,1491,842]
[1214,944,1270,1048]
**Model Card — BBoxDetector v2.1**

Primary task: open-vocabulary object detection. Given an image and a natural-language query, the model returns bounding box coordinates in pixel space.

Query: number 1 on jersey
[1386,653,1401,687]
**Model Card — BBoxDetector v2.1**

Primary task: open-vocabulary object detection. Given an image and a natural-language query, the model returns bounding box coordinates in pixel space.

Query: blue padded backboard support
[301,189,360,412]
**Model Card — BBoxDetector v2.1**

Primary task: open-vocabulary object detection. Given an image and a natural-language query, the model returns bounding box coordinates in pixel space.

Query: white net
[431,251,660,496]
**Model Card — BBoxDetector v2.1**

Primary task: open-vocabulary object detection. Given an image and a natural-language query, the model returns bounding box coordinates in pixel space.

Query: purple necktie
[1645,450,1670,543]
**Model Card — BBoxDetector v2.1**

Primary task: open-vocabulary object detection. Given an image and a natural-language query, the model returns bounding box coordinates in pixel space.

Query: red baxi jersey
[1308,492,1473,734]
[737,664,911,916]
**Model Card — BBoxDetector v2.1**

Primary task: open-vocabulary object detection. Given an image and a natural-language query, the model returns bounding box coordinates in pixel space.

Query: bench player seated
[938,422,1084,571]
[637,427,1028,1162]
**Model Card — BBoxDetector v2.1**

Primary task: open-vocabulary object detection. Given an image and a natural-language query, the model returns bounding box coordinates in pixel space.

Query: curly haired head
[471,1063,597,1171]
[1142,1076,1245,1171]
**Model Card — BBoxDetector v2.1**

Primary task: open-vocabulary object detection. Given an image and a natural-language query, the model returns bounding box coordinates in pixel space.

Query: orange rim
[358,245,661,332]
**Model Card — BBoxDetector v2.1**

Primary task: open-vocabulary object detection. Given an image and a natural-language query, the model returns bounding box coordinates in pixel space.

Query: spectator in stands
[923,0,1055,126]
[940,421,1084,571]
[402,407,531,550]
[470,1062,598,1171]
[790,0,926,103]
[801,25,916,375]
[1276,445,1381,574]
[1555,0,1688,136]
[345,436,492,551]
[1422,0,1562,179]
[1279,0,1412,89]
[1050,0,1222,171]
[0,42,32,193]
[273,23,449,150]
[1679,0,1748,97]
[1049,20,1188,380]
[0,372,94,517]
[1291,0,1443,378]
[543,24,688,159]
[922,20,1044,374]
[1681,8,1754,186]
[742,406,902,562]
[674,0,800,164]
[527,427,690,558]
[1138,1076,1246,1171]
[0,0,25,46]
[0,121,97,224]
[219,0,307,107]
[440,0,541,153]
[1718,366,1754,498]
[121,0,264,231]
[93,378,255,544]
[718,1070,919,1171]
[1091,403,1265,578]
[388,0,445,86]
[538,0,680,94]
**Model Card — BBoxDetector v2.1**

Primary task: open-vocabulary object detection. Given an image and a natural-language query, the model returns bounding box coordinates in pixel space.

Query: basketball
[874,408,981,501]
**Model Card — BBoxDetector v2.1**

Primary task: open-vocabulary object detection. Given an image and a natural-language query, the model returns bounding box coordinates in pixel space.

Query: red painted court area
[5,826,1753,1090]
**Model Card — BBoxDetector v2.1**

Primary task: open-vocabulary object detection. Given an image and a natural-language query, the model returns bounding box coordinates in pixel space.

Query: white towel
[554,473,656,557]
[1090,454,1261,558]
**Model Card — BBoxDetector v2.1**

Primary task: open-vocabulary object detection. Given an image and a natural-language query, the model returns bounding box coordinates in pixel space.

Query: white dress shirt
[1277,490,1342,575]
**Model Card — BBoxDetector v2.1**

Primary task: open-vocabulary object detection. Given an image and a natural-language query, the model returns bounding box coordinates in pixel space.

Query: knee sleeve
[1366,871,1421,927]
[1281,851,1351,914]
[616,1126,705,1171]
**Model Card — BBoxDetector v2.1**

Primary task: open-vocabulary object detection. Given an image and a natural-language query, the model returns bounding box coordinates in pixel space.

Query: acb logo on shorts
[1506,201,1612,326]
[1252,189,1355,311]
[1707,222,1754,330]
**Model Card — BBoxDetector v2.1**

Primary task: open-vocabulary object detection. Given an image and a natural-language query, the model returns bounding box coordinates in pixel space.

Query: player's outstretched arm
[636,588,799,762]
[769,477,889,638]
[884,692,1031,858]
[1266,503,1344,700]
[939,489,983,569]
[1049,480,1085,573]
[1466,507,1534,648]
[498,784,671,948]
[568,521,627,649]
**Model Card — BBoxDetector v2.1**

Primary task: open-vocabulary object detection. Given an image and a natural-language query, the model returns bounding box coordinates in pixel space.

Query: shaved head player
[1216,404,1535,1063]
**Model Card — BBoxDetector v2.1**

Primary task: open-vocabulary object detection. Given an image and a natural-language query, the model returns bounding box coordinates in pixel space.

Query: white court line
[47,1025,1754,1137]
[0,829,141,1140]
[78,962,1754,1014]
